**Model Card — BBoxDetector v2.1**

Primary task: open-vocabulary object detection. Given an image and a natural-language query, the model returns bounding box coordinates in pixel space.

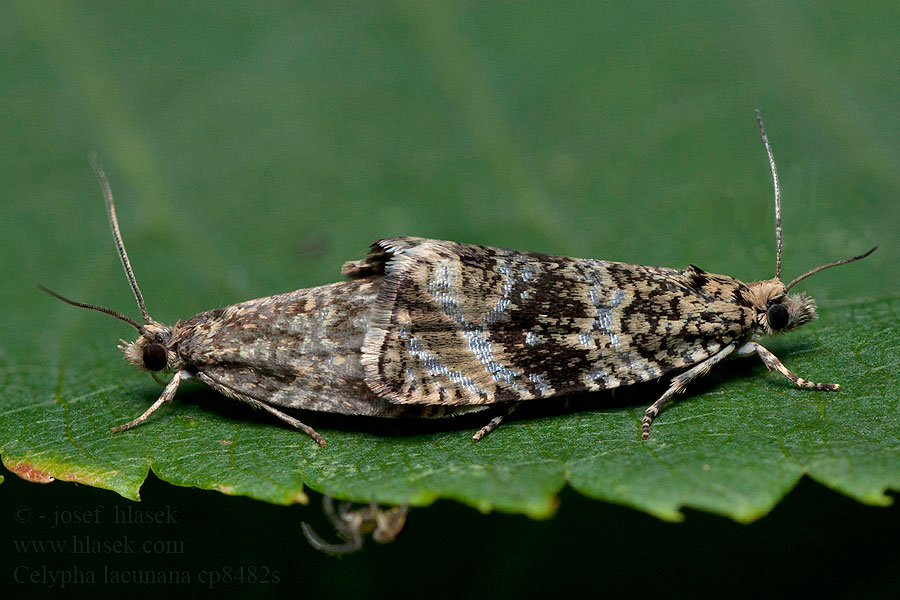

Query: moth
[45,112,874,446]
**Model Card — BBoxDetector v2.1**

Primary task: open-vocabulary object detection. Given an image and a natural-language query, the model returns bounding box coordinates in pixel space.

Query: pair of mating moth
[46,113,874,446]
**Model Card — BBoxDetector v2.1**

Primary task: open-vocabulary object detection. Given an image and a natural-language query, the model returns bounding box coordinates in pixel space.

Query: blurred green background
[2,1,898,597]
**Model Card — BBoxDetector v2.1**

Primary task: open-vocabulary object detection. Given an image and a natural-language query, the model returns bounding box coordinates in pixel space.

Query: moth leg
[255,402,327,447]
[195,372,326,447]
[641,343,738,440]
[371,499,409,543]
[110,370,184,433]
[301,522,361,555]
[737,342,840,391]
[301,495,364,555]
[302,494,408,554]
[472,403,518,441]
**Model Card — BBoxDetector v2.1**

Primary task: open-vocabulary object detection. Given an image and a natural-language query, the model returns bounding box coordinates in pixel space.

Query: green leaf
[2,1,898,525]
[2,297,898,521]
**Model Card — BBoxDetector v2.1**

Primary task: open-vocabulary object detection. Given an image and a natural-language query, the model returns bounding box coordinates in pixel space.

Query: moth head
[745,279,818,335]
[120,321,176,372]
[40,286,179,372]
[41,154,179,375]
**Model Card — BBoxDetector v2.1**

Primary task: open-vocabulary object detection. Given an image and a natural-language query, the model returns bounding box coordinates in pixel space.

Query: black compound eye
[142,343,168,371]
[767,303,790,331]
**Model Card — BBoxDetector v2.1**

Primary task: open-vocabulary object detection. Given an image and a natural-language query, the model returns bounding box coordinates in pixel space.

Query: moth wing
[341,237,430,279]
[361,240,753,406]
[175,254,483,420]
[176,279,403,417]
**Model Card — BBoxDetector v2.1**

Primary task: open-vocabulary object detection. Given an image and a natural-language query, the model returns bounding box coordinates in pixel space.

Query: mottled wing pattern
[175,278,399,416]
[361,237,756,406]
[174,273,485,419]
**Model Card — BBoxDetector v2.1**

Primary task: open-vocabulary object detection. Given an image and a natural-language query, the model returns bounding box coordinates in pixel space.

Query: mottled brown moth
[45,113,874,446]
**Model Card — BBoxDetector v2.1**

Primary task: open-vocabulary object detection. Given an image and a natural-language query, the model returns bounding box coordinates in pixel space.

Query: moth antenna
[785,246,877,291]
[755,109,782,281]
[39,285,142,331]
[89,153,153,324]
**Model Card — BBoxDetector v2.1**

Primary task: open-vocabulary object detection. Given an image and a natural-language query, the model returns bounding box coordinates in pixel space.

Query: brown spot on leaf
[2,458,55,484]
